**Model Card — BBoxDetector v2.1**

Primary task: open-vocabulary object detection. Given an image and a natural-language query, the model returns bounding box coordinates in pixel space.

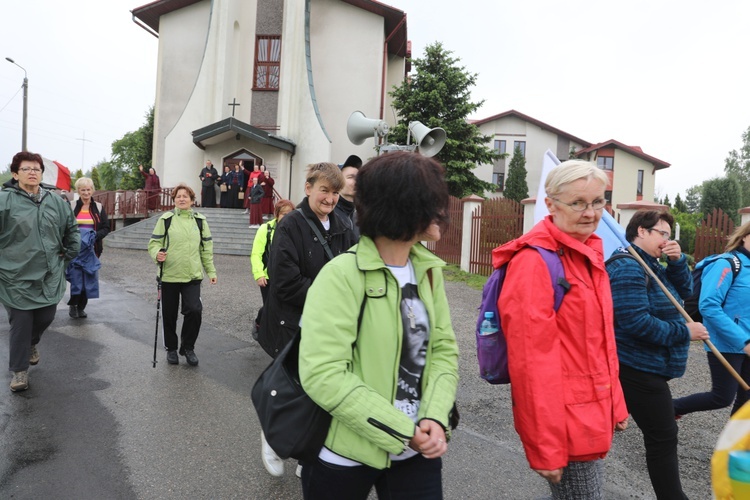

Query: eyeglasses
[647,228,671,240]
[18,167,42,174]
[552,198,607,212]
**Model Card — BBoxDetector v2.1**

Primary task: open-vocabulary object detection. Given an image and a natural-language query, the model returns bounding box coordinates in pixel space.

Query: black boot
[77,307,87,318]
[69,305,79,318]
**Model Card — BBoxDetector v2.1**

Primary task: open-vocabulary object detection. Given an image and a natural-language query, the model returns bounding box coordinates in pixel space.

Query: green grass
[442,264,488,291]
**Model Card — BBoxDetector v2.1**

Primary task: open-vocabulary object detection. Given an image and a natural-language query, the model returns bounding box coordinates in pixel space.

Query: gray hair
[75,177,95,190]
[545,160,608,198]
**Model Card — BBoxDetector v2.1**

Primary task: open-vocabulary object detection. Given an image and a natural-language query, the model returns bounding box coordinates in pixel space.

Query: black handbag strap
[298,208,334,260]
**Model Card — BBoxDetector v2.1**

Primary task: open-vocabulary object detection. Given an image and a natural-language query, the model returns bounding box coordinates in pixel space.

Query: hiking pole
[624,245,750,391]
[152,249,166,368]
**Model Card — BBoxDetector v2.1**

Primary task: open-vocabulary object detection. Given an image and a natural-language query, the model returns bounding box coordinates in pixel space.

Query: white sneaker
[243,209,249,214]
[261,431,284,476]
[296,464,303,478]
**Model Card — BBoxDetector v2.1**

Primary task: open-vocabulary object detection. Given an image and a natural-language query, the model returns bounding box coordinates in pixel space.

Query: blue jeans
[301,454,442,500]
[673,351,750,416]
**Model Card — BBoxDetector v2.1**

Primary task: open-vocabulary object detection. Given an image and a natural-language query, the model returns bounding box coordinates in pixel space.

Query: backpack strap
[605,250,651,288]
[531,246,569,311]
[297,208,334,260]
[161,211,206,250]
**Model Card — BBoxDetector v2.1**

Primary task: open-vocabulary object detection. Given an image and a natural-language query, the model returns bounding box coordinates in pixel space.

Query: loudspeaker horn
[408,121,446,157]
[347,111,389,145]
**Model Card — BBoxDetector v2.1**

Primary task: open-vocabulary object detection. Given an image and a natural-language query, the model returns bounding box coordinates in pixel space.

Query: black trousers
[673,351,750,416]
[67,292,88,311]
[161,280,202,352]
[201,185,216,207]
[619,364,687,500]
[5,304,57,372]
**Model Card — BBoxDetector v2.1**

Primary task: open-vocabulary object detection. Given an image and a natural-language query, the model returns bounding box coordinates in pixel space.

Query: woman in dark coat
[68,177,110,318]
[257,161,356,476]
[227,163,245,209]
[139,165,161,211]
[259,165,275,217]
[219,165,231,208]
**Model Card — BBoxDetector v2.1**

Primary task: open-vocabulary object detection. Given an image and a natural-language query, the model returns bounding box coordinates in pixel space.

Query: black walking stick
[152,248,166,368]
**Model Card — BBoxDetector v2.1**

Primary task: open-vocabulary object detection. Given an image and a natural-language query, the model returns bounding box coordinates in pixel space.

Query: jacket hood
[492,216,604,270]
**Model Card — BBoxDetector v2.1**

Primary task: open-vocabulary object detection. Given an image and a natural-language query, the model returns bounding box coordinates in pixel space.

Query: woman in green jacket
[298,152,459,499]
[249,199,294,338]
[148,184,217,367]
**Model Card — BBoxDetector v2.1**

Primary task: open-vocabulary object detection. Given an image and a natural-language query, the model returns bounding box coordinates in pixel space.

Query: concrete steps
[104,207,260,256]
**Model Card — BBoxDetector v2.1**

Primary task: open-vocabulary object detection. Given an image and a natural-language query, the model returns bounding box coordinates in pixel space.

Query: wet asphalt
[0,247,724,499]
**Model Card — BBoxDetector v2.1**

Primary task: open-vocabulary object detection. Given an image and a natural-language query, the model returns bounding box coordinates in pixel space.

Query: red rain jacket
[493,217,628,471]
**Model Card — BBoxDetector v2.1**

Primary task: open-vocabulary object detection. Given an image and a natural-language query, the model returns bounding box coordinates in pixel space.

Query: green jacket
[0,182,80,310]
[299,236,459,469]
[250,218,276,281]
[148,208,216,282]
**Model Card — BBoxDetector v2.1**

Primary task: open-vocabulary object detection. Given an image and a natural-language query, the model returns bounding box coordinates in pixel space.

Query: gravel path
[98,247,723,499]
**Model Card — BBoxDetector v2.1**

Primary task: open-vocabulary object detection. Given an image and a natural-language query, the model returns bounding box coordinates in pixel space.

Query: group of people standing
[199,160,275,222]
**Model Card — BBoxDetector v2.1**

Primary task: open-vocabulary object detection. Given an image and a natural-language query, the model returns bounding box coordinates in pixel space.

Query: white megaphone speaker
[408,121,446,157]
[347,111,389,145]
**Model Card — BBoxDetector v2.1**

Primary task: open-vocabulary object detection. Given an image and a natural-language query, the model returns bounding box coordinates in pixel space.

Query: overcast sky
[2,0,748,201]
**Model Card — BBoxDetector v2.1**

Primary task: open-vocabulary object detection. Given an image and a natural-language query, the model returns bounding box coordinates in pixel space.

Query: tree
[389,43,498,198]
[673,193,687,213]
[503,145,529,203]
[108,107,154,190]
[662,194,671,207]
[672,210,702,255]
[72,169,84,190]
[685,185,702,214]
[700,177,742,224]
[91,167,101,190]
[724,125,750,207]
[97,159,121,191]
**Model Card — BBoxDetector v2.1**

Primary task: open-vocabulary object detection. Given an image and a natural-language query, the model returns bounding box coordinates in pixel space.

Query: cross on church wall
[228,98,240,117]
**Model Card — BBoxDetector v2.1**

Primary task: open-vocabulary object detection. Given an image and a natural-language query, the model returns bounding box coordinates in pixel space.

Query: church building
[131,0,409,202]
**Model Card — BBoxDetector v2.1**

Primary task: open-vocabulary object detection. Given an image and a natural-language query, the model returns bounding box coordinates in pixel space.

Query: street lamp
[5,57,28,152]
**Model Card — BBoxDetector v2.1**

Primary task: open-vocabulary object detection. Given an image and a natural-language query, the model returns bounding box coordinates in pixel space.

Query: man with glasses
[0,152,80,392]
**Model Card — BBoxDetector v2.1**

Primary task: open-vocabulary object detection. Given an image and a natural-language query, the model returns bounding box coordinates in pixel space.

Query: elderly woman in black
[67,177,110,318]
[257,162,356,477]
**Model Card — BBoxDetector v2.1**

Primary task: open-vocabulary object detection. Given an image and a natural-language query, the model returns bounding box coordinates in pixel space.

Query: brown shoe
[29,345,40,365]
[10,371,28,392]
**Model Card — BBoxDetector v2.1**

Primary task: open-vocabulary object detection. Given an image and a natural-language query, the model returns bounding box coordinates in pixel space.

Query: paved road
[0,249,723,499]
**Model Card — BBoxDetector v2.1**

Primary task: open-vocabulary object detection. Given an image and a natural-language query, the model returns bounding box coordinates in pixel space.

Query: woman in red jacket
[493,160,628,498]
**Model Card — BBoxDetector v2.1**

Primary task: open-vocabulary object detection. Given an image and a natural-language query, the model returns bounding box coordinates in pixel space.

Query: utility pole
[76,132,92,171]
[5,57,28,152]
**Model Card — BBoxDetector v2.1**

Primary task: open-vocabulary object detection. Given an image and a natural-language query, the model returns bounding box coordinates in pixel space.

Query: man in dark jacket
[0,152,80,392]
[334,154,361,242]
[199,160,219,208]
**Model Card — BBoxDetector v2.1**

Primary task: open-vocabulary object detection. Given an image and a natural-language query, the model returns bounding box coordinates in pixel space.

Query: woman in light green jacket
[148,184,216,367]
[249,199,294,337]
[299,152,459,499]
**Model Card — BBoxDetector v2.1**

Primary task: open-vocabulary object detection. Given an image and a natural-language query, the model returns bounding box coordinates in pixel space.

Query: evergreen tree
[700,177,742,224]
[389,43,498,198]
[673,193,687,213]
[663,194,671,207]
[503,145,529,203]
[724,125,750,207]
[72,169,84,190]
[685,185,702,214]
[91,167,101,190]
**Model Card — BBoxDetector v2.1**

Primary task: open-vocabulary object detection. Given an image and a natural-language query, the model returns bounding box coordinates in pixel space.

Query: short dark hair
[10,151,44,174]
[355,152,449,241]
[626,209,674,242]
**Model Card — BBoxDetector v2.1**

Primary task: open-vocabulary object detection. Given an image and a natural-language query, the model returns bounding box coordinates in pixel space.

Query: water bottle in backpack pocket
[475,246,568,384]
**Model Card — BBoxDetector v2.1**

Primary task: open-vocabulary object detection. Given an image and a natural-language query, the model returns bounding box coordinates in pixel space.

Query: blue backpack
[476,246,569,384]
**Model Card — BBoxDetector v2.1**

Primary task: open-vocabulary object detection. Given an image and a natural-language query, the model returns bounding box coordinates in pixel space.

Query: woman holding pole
[606,210,709,500]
